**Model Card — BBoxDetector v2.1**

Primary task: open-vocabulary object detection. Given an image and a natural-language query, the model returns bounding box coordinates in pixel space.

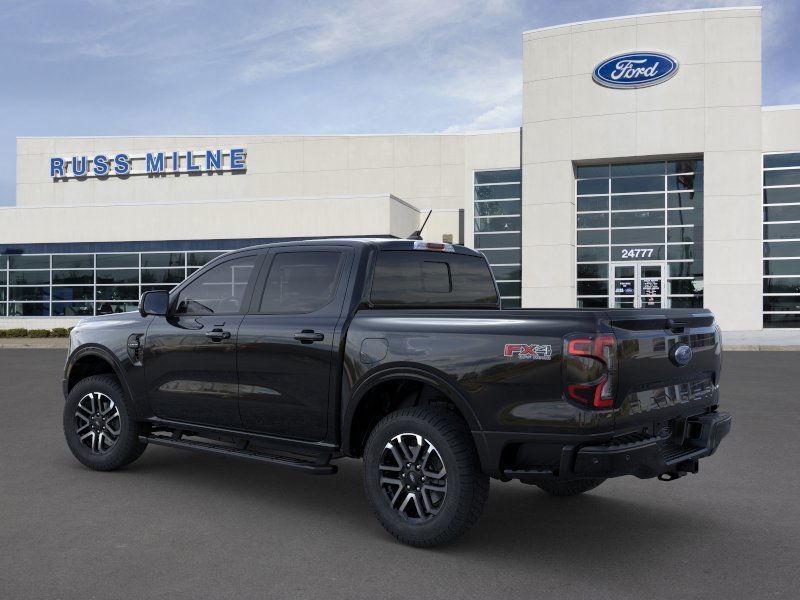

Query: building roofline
[763,104,800,112]
[522,5,761,36]
[16,128,520,141]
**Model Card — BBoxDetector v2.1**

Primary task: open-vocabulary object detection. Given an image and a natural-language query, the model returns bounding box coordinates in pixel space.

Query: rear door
[237,246,354,441]
[608,310,721,433]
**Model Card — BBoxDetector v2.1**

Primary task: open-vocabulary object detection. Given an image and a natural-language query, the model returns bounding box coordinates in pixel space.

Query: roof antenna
[407,210,433,240]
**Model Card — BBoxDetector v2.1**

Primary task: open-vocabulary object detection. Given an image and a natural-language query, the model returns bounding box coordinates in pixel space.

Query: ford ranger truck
[63,238,731,547]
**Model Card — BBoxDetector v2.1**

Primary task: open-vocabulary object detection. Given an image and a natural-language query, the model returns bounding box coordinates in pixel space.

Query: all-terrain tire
[63,374,147,471]
[535,478,606,497]
[363,407,489,547]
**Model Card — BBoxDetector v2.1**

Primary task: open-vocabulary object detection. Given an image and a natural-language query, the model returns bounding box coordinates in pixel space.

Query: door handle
[293,330,324,343]
[205,329,231,341]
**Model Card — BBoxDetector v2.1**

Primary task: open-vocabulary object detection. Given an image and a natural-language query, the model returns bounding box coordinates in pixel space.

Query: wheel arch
[65,346,140,418]
[342,365,483,458]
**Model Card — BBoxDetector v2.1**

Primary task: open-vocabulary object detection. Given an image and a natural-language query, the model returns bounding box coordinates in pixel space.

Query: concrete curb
[0,339,69,349]
[723,344,800,351]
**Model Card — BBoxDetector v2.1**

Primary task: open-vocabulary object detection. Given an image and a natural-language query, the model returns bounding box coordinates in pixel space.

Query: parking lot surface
[1,349,798,600]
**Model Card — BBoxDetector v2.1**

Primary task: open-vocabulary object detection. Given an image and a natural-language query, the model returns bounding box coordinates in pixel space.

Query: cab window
[259,251,345,314]
[175,256,256,315]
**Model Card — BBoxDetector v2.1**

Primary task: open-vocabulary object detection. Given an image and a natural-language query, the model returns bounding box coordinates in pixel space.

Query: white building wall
[521,6,764,330]
[763,106,800,151]
[15,130,521,247]
[0,194,418,244]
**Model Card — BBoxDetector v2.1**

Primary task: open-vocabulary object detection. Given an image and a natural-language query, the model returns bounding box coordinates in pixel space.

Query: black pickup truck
[63,238,731,546]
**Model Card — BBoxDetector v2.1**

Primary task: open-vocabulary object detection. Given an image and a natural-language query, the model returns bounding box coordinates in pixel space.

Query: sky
[1,0,798,206]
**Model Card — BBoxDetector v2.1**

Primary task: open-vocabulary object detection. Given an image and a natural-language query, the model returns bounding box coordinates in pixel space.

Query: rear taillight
[563,334,617,409]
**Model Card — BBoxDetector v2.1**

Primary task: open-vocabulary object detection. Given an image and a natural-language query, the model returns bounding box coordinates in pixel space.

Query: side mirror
[139,290,170,317]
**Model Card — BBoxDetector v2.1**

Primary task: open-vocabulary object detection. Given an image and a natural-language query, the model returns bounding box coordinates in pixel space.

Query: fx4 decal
[504,343,553,360]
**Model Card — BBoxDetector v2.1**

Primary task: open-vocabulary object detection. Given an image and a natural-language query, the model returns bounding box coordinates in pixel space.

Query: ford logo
[593,52,679,89]
[669,343,693,367]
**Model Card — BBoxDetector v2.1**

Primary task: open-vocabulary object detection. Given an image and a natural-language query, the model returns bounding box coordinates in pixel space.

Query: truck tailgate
[607,309,721,434]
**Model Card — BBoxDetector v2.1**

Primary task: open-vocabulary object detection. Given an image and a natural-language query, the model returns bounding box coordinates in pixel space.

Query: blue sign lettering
[186,150,200,172]
[230,148,246,170]
[50,158,65,177]
[146,152,165,173]
[593,52,678,89]
[113,153,130,175]
[93,154,109,176]
[206,149,221,170]
[49,148,246,179]
[72,156,88,177]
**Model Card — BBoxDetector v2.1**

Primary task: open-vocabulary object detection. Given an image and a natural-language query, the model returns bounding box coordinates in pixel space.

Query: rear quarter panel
[343,309,614,435]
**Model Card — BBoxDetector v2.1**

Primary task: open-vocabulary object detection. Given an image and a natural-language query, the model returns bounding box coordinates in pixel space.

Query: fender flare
[65,345,142,419]
[341,364,483,456]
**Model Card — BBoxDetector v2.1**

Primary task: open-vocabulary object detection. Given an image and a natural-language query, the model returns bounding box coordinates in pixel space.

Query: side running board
[139,434,337,475]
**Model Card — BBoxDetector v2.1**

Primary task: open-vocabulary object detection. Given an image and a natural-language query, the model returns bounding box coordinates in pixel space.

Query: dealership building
[3,6,800,331]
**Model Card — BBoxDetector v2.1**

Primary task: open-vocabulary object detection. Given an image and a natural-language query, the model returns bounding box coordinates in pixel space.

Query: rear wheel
[535,478,605,497]
[63,375,147,471]
[363,407,489,547]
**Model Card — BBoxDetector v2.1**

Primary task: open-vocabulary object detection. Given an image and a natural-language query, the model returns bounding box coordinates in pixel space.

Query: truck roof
[234,237,486,257]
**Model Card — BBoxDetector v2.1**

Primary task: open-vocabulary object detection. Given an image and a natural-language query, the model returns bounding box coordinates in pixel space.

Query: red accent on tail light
[563,334,617,409]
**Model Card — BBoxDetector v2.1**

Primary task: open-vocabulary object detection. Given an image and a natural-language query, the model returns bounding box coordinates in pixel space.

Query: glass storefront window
[52,286,94,301]
[475,169,522,307]
[52,270,93,284]
[9,271,50,285]
[474,216,521,233]
[52,254,93,269]
[474,184,521,200]
[8,303,49,316]
[576,159,704,309]
[96,269,138,284]
[478,249,521,264]
[96,254,138,268]
[141,253,186,268]
[0,248,228,318]
[577,213,608,229]
[96,286,139,301]
[9,255,49,269]
[141,268,185,284]
[52,302,94,316]
[96,302,138,315]
[188,252,224,266]
[763,152,800,328]
[474,200,521,216]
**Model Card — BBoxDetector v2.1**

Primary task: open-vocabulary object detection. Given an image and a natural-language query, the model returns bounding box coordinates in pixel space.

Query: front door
[237,246,354,441]
[610,262,666,308]
[143,253,262,427]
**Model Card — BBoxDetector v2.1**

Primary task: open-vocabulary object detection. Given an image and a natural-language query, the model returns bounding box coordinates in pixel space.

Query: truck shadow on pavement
[119,444,727,563]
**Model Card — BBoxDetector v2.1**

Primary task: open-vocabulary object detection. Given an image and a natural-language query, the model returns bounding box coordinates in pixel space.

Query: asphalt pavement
[1,349,798,599]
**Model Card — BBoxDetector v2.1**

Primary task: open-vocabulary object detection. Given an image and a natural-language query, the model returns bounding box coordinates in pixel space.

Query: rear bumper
[570,411,731,479]
[476,411,732,481]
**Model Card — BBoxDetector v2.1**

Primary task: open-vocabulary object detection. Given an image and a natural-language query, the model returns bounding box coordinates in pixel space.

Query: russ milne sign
[50,148,246,179]
[593,52,678,89]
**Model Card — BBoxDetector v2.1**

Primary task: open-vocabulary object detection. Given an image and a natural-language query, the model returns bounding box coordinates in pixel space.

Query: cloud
[442,103,521,133]
[236,0,473,82]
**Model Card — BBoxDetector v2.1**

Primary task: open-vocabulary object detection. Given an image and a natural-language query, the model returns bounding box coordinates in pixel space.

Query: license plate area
[654,413,705,447]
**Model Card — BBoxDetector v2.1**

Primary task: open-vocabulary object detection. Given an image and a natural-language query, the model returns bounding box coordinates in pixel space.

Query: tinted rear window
[370,251,498,307]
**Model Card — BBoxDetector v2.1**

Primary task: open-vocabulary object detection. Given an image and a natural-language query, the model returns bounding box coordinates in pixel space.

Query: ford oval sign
[593,52,679,89]
[669,343,693,367]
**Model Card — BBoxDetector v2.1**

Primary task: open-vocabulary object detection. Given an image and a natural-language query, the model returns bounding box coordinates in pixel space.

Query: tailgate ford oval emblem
[670,343,693,367]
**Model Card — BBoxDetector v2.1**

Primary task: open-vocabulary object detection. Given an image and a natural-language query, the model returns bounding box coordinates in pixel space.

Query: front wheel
[63,374,147,471]
[363,407,489,547]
